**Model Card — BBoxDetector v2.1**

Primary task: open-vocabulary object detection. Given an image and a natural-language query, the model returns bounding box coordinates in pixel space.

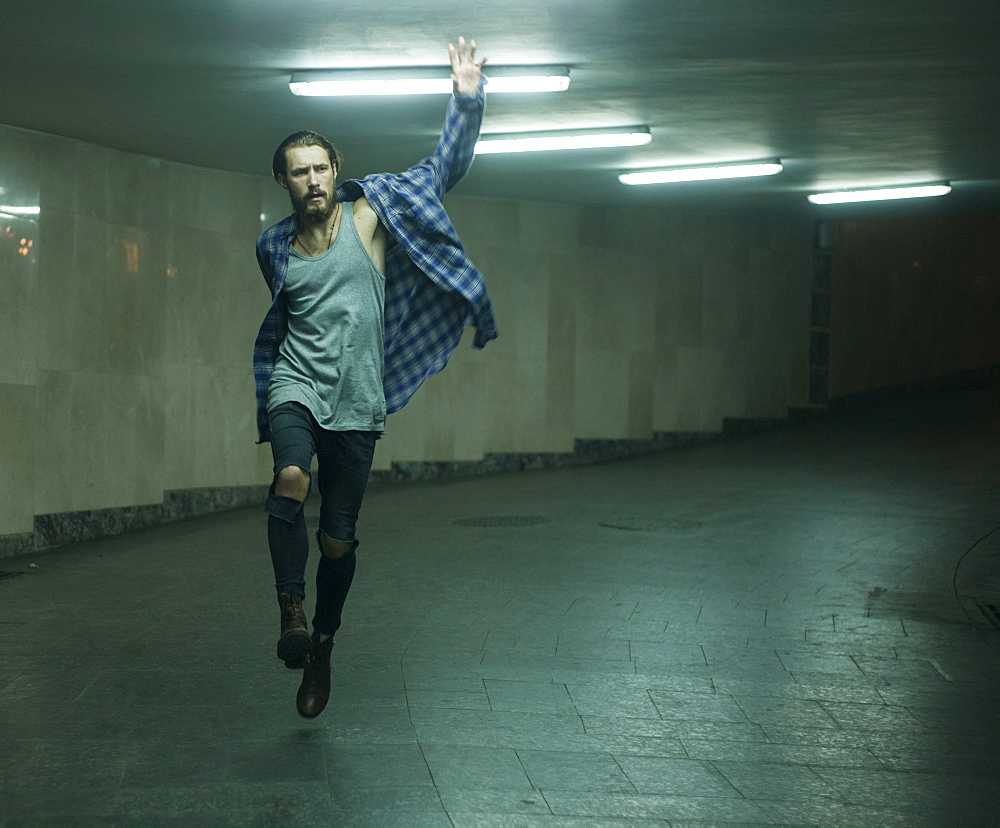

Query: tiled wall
[828,212,1000,399]
[375,199,814,470]
[0,121,813,544]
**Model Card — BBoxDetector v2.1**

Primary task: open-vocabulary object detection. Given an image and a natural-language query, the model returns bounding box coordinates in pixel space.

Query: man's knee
[273,464,310,502]
[320,532,355,559]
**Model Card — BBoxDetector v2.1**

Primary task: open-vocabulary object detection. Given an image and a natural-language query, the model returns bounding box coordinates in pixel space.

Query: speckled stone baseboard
[1,421,800,558]
[0,486,268,560]
[368,431,720,487]
[0,533,34,560]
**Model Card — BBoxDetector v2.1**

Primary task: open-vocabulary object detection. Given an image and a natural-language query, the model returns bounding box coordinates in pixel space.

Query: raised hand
[448,36,487,96]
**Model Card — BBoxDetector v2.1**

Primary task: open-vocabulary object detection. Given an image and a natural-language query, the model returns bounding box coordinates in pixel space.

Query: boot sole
[277,629,313,666]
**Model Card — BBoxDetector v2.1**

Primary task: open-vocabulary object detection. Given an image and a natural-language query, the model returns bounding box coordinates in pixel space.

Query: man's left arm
[425,37,487,196]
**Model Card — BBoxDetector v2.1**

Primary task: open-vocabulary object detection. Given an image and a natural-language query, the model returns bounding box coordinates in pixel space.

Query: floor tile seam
[809,763,998,786]
[540,788,782,817]
[734,759,850,802]
[679,737,882,767]
[758,731,990,754]
[513,751,553,814]
[717,757,890,775]
[416,742,458,824]
[725,693,763,727]
[562,682,605,719]
[722,689,887,707]
[607,751,641,795]
[814,697,925,729]
[700,758,761,800]
[513,748,639,799]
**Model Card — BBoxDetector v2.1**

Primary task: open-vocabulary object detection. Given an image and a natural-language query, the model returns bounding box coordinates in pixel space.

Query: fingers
[449,36,486,68]
[468,40,487,68]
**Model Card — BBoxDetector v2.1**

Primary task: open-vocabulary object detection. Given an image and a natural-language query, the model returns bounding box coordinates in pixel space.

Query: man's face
[279,145,337,223]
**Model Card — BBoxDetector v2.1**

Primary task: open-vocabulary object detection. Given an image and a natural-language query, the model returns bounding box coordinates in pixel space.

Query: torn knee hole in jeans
[271,464,311,499]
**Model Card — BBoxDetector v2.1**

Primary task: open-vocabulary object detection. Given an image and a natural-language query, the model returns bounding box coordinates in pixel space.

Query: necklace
[296,201,341,257]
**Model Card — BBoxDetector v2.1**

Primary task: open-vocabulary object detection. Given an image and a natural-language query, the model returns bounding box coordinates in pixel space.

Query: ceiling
[3,0,999,220]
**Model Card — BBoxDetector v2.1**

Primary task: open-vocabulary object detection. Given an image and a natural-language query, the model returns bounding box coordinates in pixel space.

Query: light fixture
[808,183,951,205]
[0,205,40,216]
[290,65,570,96]
[619,161,783,185]
[475,126,651,155]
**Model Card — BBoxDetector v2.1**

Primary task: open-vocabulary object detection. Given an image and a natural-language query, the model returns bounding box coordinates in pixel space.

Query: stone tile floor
[2,384,1000,825]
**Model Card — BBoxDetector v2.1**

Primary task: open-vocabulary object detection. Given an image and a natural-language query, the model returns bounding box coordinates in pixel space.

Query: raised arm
[431,37,488,194]
[369,39,488,203]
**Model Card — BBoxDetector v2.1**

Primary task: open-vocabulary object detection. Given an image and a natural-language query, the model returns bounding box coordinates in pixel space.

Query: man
[253,38,497,718]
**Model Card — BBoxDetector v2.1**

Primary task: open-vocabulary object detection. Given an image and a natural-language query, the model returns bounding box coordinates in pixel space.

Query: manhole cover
[599,517,703,532]
[452,515,550,527]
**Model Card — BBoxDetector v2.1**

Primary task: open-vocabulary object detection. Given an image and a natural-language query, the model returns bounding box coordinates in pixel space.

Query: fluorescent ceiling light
[808,183,951,205]
[475,126,651,154]
[290,65,570,96]
[619,161,783,185]
[0,205,40,216]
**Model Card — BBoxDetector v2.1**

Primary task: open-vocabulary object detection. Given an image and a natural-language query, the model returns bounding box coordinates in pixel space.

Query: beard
[291,189,336,224]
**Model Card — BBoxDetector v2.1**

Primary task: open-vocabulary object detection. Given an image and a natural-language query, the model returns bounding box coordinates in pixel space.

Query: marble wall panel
[67,139,113,222]
[658,221,704,348]
[106,153,171,230]
[0,130,41,388]
[544,254,579,453]
[159,363,270,491]
[36,215,155,377]
[672,345,729,433]
[373,385,438,465]
[34,369,165,515]
[0,212,39,385]
[627,351,656,440]
[477,355,538,454]
[0,384,36,535]
[167,163,205,232]
[435,355,492,462]
[573,344,630,439]
[495,357,550,454]
[652,349,681,431]
[0,126,40,193]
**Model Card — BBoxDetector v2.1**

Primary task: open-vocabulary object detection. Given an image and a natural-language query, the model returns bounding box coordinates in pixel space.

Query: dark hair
[272,131,344,180]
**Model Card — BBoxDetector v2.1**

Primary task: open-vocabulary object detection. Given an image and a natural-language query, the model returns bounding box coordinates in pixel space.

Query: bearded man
[252,38,496,718]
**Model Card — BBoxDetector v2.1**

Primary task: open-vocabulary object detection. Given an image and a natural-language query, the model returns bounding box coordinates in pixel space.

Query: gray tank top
[267,204,386,431]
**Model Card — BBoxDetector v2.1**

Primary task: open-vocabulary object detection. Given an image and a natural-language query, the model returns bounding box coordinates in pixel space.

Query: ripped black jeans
[264,401,379,635]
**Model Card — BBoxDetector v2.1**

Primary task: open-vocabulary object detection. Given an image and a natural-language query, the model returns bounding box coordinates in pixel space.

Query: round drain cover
[452,515,550,527]
[599,517,702,532]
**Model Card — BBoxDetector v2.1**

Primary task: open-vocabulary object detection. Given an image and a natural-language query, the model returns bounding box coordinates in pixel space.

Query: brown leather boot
[276,592,312,668]
[296,632,334,718]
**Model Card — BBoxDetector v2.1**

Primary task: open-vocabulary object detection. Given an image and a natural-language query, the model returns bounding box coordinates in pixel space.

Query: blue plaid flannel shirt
[252,81,498,444]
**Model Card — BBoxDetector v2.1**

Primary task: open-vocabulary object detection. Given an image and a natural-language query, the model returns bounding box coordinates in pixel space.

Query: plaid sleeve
[388,80,486,203]
[256,238,274,293]
[251,217,294,443]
